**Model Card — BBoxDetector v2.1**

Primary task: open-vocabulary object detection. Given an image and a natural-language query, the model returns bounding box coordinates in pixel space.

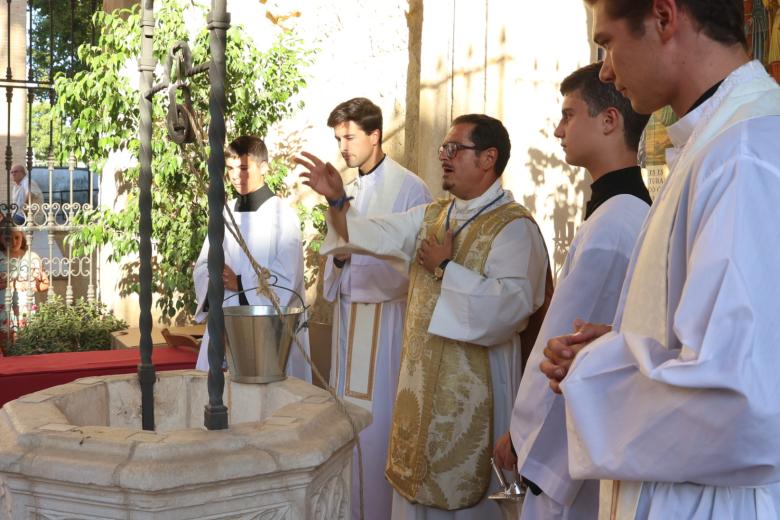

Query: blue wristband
[326,193,354,210]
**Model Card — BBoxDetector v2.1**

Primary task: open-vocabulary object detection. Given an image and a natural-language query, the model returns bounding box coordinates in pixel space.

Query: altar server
[542,1,780,518]
[194,135,310,382]
[494,61,650,519]
[322,97,431,520]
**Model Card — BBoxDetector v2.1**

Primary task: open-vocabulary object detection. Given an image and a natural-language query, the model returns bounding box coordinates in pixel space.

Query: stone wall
[416,0,598,275]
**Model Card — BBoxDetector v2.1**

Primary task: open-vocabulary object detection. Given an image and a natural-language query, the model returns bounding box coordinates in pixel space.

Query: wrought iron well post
[137,0,230,431]
[137,0,157,431]
[203,0,230,430]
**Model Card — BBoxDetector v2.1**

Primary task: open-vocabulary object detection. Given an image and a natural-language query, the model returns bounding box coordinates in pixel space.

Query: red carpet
[0,346,198,407]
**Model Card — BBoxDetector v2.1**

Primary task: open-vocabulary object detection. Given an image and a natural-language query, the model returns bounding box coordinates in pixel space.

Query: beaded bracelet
[326,193,354,210]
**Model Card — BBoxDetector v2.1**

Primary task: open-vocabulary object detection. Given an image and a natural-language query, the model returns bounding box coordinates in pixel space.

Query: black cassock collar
[234,183,274,212]
[585,166,652,220]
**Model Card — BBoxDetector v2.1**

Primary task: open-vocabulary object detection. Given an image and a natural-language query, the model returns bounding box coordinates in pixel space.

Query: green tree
[27,1,99,159]
[29,0,99,85]
[29,99,63,164]
[55,0,313,320]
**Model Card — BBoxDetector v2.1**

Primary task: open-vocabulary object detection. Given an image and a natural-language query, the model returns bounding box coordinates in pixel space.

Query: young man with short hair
[322,97,430,520]
[542,1,780,517]
[194,135,310,382]
[494,61,651,519]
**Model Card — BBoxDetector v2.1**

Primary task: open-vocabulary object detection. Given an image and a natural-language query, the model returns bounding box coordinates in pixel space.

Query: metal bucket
[223,305,303,384]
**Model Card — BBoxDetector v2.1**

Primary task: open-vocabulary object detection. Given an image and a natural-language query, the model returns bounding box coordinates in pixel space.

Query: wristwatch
[433,259,451,280]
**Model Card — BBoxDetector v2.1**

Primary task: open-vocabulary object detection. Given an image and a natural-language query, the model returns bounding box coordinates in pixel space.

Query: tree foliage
[29,0,99,85]
[29,99,63,164]
[54,0,313,320]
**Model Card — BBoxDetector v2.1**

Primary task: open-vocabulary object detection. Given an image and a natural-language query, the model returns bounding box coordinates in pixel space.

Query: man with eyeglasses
[321,97,431,520]
[297,113,551,519]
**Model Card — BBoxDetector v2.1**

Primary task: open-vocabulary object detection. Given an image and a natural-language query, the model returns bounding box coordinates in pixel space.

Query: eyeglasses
[438,142,481,160]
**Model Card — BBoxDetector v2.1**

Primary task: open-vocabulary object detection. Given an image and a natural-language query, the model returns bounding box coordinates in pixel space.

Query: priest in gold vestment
[297,114,551,519]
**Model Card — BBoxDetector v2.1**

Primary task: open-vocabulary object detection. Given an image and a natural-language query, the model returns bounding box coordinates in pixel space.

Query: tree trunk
[103,0,137,13]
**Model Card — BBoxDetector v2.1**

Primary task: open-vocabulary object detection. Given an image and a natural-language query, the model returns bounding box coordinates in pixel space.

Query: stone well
[0,370,370,519]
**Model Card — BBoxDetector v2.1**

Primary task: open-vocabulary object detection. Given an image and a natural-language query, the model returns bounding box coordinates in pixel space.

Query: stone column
[0,0,28,202]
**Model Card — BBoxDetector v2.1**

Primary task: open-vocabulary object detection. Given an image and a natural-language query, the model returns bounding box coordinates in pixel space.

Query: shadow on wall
[525,119,588,277]
[415,49,513,195]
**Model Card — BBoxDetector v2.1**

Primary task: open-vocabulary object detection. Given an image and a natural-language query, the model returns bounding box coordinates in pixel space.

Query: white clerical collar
[666,60,765,152]
[452,178,505,212]
[666,110,699,151]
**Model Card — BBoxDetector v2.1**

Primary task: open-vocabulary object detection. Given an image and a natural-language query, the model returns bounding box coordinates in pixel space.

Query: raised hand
[540,320,611,393]
[295,151,344,201]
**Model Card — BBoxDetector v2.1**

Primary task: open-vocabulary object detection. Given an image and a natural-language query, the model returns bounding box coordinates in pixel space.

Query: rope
[222,204,366,520]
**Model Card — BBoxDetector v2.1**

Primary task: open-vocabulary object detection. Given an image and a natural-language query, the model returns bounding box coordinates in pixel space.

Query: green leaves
[6,296,128,356]
[57,0,314,321]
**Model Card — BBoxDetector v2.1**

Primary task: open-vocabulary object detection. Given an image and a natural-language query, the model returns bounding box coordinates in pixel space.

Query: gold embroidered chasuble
[385,198,535,510]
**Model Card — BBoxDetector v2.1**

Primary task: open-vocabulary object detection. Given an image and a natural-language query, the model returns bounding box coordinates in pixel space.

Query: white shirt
[562,61,780,518]
[510,194,648,509]
[194,194,309,381]
[323,156,431,304]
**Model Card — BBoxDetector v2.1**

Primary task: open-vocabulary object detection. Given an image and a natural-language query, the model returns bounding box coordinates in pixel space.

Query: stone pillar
[0,0,28,203]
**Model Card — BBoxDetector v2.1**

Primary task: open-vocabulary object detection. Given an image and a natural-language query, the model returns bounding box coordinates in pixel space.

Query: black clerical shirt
[585,166,652,220]
[234,183,274,212]
[204,184,275,311]
[686,80,724,116]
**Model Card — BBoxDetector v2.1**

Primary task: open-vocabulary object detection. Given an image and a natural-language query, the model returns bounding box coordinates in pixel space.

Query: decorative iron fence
[1,0,101,346]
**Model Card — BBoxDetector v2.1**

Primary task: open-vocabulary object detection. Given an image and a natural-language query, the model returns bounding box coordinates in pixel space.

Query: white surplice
[323,157,431,520]
[194,195,311,382]
[561,61,780,519]
[509,194,649,520]
[321,179,549,520]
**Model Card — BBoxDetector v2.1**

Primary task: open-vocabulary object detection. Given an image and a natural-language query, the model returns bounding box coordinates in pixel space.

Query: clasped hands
[541,319,611,393]
[493,320,611,471]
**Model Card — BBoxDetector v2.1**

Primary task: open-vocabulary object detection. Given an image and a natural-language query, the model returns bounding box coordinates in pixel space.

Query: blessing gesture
[295,151,345,201]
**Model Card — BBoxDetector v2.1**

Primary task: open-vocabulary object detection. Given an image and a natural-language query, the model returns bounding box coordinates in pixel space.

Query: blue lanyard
[446,192,505,239]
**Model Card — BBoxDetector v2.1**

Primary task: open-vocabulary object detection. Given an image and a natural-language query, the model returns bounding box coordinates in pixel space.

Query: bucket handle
[223,274,309,333]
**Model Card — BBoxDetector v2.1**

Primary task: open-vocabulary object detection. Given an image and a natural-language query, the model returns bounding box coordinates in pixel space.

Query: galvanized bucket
[223,305,303,384]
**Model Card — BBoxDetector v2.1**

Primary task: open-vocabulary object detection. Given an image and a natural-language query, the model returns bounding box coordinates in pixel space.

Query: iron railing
[1,0,100,349]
